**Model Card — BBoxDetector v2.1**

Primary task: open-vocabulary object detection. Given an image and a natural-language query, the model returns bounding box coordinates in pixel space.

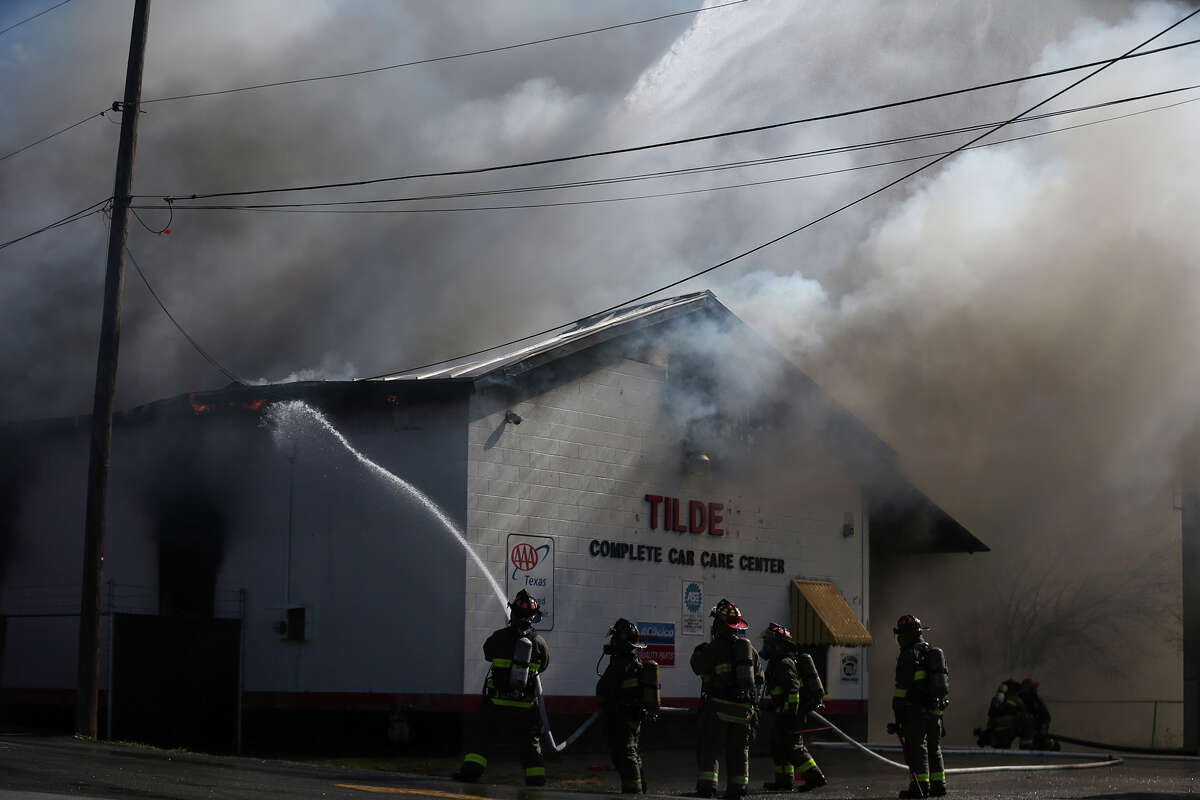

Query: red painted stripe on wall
[1,688,866,717]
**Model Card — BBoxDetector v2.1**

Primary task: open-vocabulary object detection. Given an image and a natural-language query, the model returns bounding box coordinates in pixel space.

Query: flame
[188,394,214,414]
[230,398,267,411]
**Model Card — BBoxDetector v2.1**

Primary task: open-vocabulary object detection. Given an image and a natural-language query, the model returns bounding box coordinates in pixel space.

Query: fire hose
[532,686,1123,773]
[534,676,601,753]
[809,712,1123,774]
[1048,732,1193,756]
[533,677,692,753]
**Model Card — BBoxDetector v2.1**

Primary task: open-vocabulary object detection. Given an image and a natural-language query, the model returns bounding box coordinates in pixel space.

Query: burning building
[0,291,985,751]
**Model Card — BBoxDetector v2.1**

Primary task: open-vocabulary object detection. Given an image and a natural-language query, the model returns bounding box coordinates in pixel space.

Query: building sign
[681,580,705,635]
[637,621,676,666]
[588,538,785,574]
[506,534,554,629]
[644,495,724,535]
[840,652,859,684]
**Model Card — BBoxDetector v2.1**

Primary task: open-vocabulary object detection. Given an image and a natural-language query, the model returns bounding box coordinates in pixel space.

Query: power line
[124,245,246,385]
[364,8,1200,381]
[0,110,105,163]
[157,37,1200,203]
[0,197,111,251]
[148,95,1200,216]
[135,84,1200,214]
[0,0,73,37]
[141,0,749,104]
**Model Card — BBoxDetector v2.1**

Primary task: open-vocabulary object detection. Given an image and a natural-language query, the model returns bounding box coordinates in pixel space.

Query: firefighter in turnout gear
[892,615,949,798]
[690,599,764,799]
[453,590,551,786]
[759,622,828,792]
[596,618,659,794]
[974,678,1059,751]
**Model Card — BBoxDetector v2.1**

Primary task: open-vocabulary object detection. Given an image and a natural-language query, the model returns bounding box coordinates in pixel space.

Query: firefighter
[892,614,950,798]
[759,622,828,792]
[452,590,550,787]
[976,679,1030,749]
[596,618,656,794]
[689,599,764,799]
[1017,679,1058,751]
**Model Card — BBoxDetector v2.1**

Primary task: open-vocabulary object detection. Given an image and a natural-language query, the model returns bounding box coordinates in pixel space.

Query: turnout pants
[900,708,945,790]
[696,701,752,795]
[605,709,644,793]
[768,713,820,785]
[457,697,546,786]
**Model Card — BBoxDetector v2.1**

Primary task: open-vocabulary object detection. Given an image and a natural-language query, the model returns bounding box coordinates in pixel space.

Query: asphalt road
[1,735,1198,799]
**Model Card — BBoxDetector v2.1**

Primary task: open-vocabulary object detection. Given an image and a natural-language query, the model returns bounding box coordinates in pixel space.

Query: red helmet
[711,598,749,630]
[509,589,543,623]
[763,621,793,641]
[1022,678,1039,689]
[893,614,930,635]
[761,621,794,651]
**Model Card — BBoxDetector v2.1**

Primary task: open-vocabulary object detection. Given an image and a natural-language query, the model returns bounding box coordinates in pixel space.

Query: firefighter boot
[451,754,485,783]
[524,766,547,787]
[690,780,719,799]
[796,766,827,792]
[898,781,930,799]
[763,765,795,790]
[929,780,946,797]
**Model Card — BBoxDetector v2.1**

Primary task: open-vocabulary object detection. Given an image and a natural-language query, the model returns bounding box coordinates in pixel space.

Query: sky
[3,0,1200,719]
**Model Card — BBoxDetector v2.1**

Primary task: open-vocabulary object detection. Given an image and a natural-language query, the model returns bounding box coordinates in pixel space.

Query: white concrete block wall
[467,355,869,702]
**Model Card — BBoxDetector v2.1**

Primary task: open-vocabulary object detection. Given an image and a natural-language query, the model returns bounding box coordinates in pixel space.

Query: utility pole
[75,0,151,739]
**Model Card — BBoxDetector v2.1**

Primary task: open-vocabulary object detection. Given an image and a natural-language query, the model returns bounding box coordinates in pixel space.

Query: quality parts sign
[506,534,554,629]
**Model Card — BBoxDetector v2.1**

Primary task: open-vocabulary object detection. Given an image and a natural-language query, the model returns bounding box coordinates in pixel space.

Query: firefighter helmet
[893,614,930,635]
[607,618,647,650]
[760,621,795,656]
[711,598,749,630]
[509,589,543,623]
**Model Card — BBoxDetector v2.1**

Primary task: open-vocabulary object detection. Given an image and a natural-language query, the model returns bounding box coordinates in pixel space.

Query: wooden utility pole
[75,0,151,738]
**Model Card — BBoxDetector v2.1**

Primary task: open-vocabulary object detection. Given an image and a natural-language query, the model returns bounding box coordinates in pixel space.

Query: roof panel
[372,292,714,382]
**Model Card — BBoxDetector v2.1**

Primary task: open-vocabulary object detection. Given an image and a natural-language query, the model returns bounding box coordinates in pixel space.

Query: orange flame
[189,394,214,414]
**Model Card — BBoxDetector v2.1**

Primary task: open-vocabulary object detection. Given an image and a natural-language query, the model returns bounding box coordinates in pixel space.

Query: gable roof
[374,289,985,555]
[374,292,716,382]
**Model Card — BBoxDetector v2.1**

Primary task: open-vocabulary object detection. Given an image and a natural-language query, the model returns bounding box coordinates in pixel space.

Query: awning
[789,580,872,646]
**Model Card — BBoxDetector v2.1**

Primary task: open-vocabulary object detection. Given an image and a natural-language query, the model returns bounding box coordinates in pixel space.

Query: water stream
[264,400,509,612]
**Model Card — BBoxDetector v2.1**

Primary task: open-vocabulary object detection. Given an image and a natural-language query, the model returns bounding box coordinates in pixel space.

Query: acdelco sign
[644,495,724,536]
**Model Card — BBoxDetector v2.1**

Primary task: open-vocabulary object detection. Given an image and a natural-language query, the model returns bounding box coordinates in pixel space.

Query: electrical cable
[155,37,1200,203]
[140,1,749,104]
[136,89,1200,216]
[362,8,1200,381]
[129,204,172,235]
[142,83,1200,213]
[0,110,106,164]
[0,0,74,37]
[0,197,111,251]
[124,244,246,385]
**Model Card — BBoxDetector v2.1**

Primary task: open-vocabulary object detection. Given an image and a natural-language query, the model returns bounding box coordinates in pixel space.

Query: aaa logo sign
[506,534,554,629]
